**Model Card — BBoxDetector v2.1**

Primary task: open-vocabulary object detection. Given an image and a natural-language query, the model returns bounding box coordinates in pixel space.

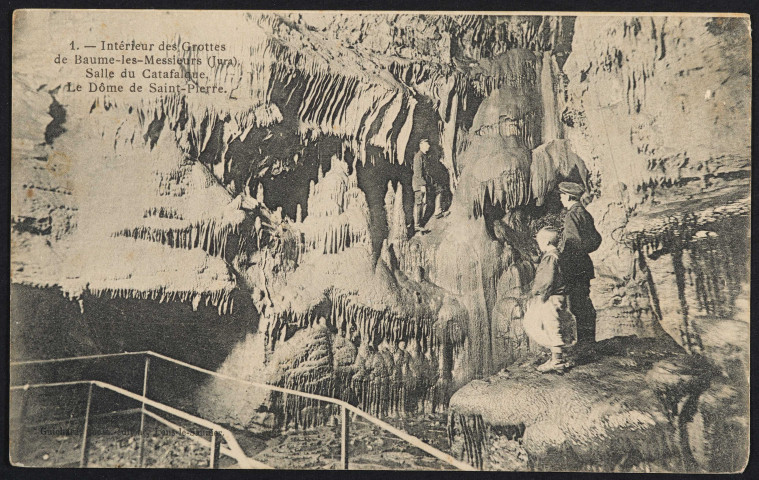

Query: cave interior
[10,12,751,472]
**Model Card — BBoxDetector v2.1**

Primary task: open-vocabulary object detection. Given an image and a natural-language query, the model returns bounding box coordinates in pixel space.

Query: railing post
[282,392,289,428]
[210,430,222,468]
[10,388,29,464]
[79,383,93,468]
[340,405,350,470]
[138,356,150,467]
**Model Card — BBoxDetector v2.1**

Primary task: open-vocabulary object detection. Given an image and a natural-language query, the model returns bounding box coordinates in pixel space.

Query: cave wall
[561,15,751,345]
[564,16,751,202]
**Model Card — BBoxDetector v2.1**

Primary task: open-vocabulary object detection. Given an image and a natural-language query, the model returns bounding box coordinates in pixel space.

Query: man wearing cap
[558,181,602,348]
[412,138,431,231]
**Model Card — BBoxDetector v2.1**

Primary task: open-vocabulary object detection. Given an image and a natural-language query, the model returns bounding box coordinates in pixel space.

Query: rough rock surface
[447,336,735,472]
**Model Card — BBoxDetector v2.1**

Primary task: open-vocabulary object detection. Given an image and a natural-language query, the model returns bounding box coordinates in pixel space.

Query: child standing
[523,227,576,373]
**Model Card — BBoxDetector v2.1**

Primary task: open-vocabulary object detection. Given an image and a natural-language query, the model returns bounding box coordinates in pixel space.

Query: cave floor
[239,411,455,470]
[13,413,220,468]
[13,407,456,470]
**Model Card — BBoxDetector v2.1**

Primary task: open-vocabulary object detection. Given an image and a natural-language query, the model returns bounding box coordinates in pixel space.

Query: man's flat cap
[558,181,585,196]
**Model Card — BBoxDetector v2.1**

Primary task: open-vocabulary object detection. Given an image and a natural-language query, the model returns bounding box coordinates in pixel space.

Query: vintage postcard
[10,10,750,471]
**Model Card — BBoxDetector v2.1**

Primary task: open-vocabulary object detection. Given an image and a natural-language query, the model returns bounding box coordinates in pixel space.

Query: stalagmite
[257,183,265,203]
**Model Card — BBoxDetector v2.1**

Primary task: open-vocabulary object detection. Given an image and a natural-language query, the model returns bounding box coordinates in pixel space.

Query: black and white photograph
[9,10,751,472]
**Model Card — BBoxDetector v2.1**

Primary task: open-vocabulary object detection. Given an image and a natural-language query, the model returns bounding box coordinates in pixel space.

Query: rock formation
[11,12,749,472]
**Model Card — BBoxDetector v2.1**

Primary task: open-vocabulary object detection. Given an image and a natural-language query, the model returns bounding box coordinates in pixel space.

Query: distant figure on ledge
[412,138,431,232]
[558,181,602,350]
[523,227,576,373]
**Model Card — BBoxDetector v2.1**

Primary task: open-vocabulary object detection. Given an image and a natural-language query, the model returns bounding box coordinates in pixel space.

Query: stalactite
[624,199,749,349]
[455,134,532,218]
[260,276,463,422]
[112,217,248,260]
[530,139,589,206]
[448,413,488,469]
[396,97,416,165]
[539,51,564,143]
[627,197,749,254]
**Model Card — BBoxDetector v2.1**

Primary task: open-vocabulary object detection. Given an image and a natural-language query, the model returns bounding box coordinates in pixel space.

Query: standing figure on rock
[558,182,602,349]
[523,227,576,373]
[412,138,431,232]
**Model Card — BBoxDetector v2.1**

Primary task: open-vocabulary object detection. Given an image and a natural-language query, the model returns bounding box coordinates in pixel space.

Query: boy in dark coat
[558,181,602,346]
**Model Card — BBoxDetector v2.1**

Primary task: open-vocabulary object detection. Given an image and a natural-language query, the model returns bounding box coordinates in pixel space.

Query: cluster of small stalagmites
[299,156,371,255]
[340,286,462,406]
[264,312,444,428]
[261,278,465,423]
[351,338,442,417]
[142,206,183,220]
[266,324,341,430]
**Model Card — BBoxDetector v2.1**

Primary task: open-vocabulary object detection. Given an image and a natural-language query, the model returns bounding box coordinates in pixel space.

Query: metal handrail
[11,351,475,470]
[10,351,147,366]
[10,380,270,469]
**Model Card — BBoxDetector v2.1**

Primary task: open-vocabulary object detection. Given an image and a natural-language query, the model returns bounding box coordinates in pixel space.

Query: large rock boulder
[447,336,729,472]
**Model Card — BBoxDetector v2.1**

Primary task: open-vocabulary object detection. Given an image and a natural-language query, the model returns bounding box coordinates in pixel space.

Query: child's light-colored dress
[522,248,577,348]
